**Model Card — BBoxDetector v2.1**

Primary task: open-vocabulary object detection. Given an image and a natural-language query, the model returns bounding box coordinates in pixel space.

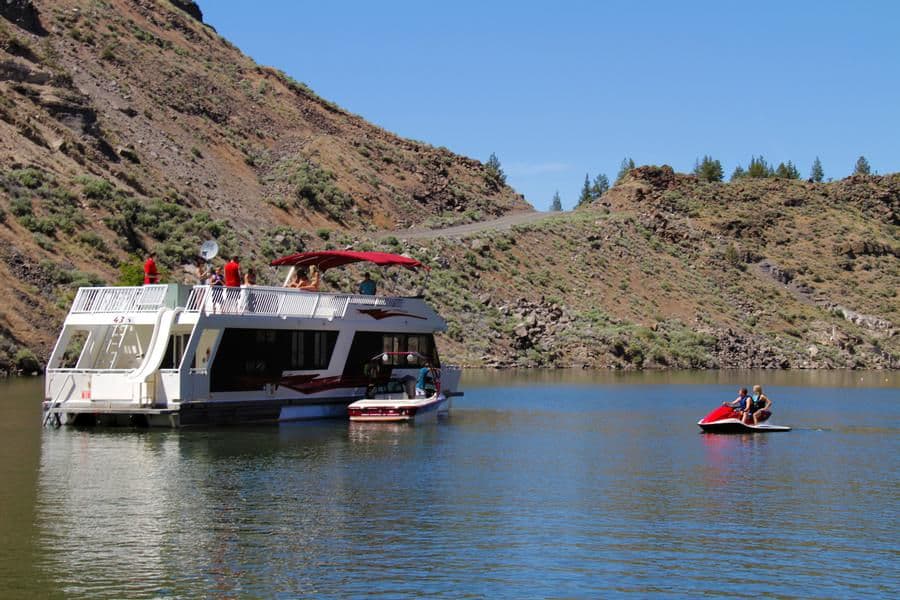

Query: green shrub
[76,176,115,201]
[33,233,55,250]
[78,231,108,251]
[10,196,32,217]
[117,259,145,286]
[100,43,117,61]
[10,167,45,188]
[267,158,352,221]
[14,348,41,373]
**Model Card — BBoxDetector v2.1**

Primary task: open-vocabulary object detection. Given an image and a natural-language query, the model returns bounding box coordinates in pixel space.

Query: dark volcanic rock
[0,0,45,35]
[629,165,677,191]
[170,0,203,23]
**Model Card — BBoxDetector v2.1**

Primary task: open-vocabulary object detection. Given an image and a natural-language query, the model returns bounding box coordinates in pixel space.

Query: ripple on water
[9,379,896,597]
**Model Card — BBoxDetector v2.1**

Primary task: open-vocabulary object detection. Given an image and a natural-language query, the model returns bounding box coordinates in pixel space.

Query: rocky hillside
[404,167,897,369]
[0,0,528,369]
[0,1,897,373]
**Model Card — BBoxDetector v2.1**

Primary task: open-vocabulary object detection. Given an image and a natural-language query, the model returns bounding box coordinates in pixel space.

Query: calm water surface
[0,371,897,598]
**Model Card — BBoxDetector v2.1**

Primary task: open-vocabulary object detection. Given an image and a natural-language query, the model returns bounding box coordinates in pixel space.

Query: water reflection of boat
[698,405,791,433]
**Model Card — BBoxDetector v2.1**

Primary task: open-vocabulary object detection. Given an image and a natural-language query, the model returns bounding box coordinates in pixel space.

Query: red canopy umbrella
[270,250,428,272]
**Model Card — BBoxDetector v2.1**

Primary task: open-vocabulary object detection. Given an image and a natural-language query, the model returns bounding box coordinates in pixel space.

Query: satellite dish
[199,240,219,261]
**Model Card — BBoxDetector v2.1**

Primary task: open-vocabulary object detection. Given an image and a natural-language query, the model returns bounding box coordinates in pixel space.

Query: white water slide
[128,307,182,382]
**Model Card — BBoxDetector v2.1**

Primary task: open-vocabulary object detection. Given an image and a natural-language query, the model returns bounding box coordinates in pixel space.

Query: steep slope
[0,0,528,368]
[371,168,897,370]
[0,1,896,373]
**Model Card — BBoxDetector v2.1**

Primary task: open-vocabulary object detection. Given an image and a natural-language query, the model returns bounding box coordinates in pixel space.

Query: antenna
[199,240,219,262]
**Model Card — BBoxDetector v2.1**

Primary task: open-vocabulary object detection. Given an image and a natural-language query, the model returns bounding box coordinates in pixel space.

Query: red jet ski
[698,405,791,433]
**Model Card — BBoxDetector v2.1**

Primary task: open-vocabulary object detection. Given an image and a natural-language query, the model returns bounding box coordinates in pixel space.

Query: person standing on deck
[224,256,242,287]
[143,251,160,284]
[358,272,376,295]
[223,255,242,312]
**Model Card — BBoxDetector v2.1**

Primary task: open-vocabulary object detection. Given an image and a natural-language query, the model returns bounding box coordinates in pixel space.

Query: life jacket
[752,393,766,410]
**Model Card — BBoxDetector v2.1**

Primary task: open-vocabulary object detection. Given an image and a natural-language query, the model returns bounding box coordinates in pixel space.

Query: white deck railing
[183,285,403,318]
[70,285,169,314]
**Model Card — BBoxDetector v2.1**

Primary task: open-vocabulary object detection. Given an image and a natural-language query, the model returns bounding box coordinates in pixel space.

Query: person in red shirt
[143,251,160,284]
[224,255,242,287]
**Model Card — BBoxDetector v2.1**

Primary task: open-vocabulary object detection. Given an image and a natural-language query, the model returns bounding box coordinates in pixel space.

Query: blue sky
[201,1,900,211]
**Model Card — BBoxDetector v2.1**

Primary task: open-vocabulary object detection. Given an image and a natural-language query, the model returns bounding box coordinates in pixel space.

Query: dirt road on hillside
[385,210,564,239]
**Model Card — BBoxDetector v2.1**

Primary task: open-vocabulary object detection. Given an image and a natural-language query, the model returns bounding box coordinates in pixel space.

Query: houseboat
[42,251,461,427]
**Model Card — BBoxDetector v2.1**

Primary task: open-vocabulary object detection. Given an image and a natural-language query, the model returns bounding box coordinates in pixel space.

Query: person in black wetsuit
[749,384,772,425]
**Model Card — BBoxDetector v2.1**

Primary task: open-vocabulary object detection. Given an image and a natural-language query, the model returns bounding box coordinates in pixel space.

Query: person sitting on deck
[301,265,320,291]
[723,387,752,421]
[286,267,319,291]
[358,272,376,295]
[286,269,305,288]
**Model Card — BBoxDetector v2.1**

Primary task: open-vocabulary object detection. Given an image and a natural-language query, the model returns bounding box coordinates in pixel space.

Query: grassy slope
[0,2,896,371]
[395,168,898,369]
[0,0,527,366]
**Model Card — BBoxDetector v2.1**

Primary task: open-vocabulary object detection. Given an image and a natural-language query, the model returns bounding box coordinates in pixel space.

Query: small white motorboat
[347,392,449,423]
[347,354,451,423]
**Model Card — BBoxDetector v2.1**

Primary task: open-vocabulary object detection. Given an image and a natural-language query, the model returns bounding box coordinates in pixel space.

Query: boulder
[170,0,203,22]
[469,238,490,254]
[0,0,44,35]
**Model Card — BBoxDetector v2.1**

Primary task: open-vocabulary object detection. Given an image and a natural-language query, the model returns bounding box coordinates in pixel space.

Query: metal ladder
[105,323,129,368]
[42,375,75,428]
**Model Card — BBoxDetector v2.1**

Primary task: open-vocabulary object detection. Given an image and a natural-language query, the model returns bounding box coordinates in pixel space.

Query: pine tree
[785,161,800,179]
[550,190,563,212]
[730,165,746,181]
[615,157,635,183]
[484,153,506,187]
[810,157,824,182]
[577,174,592,206]
[693,155,724,182]
[775,161,800,179]
[590,173,609,199]
[854,156,871,175]
[747,156,773,178]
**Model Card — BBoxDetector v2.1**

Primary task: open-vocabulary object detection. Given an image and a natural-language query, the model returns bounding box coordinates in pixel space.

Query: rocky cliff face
[0,0,528,370]
[0,1,896,373]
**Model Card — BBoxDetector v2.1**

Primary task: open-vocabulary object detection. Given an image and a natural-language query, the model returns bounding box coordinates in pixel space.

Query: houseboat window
[286,330,339,370]
[343,332,439,377]
[59,330,88,368]
[211,329,338,392]
[160,334,190,370]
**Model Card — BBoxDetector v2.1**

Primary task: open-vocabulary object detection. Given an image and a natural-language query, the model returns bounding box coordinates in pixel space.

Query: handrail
[68,285,408,319]
[70,285,169,314]
[46,368,133,374]
[183,285,403,318]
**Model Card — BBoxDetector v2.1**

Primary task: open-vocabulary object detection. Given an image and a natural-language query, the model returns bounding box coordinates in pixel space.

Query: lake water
[1,371,897,598]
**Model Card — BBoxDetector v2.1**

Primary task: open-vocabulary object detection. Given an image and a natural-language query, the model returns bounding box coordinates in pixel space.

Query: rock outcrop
[169,0,202,23]
[0,0,44,34]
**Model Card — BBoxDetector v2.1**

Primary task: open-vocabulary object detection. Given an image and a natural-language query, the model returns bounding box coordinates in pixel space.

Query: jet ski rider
[723,388,752,422]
